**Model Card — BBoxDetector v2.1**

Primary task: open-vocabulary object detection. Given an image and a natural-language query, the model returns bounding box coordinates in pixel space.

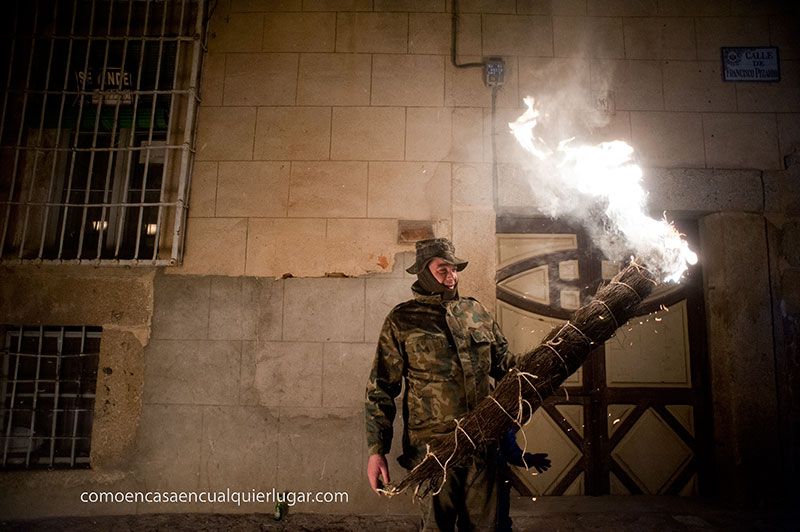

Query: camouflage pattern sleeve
[490,315,515,380]
[365,314,405,456]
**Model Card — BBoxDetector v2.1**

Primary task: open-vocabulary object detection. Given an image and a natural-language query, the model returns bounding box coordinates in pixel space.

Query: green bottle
[273,498,288,520]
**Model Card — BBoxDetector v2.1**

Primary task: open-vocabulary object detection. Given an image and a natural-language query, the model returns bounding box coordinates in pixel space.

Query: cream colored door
[496,221,710,496]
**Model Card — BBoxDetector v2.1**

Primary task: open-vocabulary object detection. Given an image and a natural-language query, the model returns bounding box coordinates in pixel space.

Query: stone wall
[135,265,419,515]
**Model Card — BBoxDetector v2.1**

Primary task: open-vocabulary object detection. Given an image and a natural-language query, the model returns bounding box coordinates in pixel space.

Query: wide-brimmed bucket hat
[406,238,468,274]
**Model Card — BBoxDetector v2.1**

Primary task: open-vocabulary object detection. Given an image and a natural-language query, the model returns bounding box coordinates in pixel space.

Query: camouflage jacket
[365,283,513,469]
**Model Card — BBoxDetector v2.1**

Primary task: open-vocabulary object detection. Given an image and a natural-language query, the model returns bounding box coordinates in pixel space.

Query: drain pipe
[451,0,484,70]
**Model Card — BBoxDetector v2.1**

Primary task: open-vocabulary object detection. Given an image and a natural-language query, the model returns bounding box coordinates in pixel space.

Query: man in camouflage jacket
[365,238,515,530]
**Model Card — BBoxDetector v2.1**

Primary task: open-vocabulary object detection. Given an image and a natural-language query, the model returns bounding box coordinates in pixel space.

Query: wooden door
[495,217,712,496]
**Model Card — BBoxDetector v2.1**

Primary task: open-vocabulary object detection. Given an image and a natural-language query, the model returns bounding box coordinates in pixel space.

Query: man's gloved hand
[521,452,551,473]
[500,427,551,473]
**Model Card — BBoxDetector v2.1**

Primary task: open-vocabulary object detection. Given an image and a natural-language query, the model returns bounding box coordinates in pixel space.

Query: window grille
[0,0,206,265]
[1,325,102,469]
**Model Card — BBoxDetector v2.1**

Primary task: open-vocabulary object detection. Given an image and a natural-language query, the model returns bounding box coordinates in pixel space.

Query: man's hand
[500,427,551,473]
[521,452,551,474]
[367,453,391,494]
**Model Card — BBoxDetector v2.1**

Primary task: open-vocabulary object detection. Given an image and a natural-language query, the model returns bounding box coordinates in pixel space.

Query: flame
[509,97,698,283]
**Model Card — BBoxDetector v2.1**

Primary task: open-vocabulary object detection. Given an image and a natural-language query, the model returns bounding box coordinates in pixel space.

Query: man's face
[428,257,458,290]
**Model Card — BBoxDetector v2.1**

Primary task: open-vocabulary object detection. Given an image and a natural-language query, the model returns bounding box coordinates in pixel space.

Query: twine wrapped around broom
[383,260,657,498]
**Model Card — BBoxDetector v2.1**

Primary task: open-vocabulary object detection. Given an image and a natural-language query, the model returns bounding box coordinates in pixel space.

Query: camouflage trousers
[419,452,511,532]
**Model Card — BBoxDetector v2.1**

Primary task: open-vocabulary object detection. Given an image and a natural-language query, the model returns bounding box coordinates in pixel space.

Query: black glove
[500,427,551,473]
[521,452,551,473]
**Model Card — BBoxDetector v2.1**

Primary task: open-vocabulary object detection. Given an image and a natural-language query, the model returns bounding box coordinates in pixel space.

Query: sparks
[509,97,698,283]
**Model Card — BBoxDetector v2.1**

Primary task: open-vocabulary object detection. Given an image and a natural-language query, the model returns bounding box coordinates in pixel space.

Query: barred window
[0,0,205,265]
[1,326,101,469]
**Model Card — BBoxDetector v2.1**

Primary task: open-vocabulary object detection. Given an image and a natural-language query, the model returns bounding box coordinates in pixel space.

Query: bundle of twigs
[389,261,657,497]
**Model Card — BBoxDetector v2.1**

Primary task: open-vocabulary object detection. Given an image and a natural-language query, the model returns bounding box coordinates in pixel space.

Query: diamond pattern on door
[611,408,693,494]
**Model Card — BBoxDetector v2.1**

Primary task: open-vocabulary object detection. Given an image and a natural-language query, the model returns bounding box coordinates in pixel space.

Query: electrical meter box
[484,57,505,87]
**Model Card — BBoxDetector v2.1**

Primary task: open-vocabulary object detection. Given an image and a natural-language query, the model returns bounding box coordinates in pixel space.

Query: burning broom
[383,260,656,497]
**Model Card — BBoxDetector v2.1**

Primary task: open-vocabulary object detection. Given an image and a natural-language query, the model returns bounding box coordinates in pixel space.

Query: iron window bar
[2,35,198,43]
[1,325,101,469]
[0,0,205,265]
[9,144,190,153]
[5,201,181,208]
[5,89,195,96]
